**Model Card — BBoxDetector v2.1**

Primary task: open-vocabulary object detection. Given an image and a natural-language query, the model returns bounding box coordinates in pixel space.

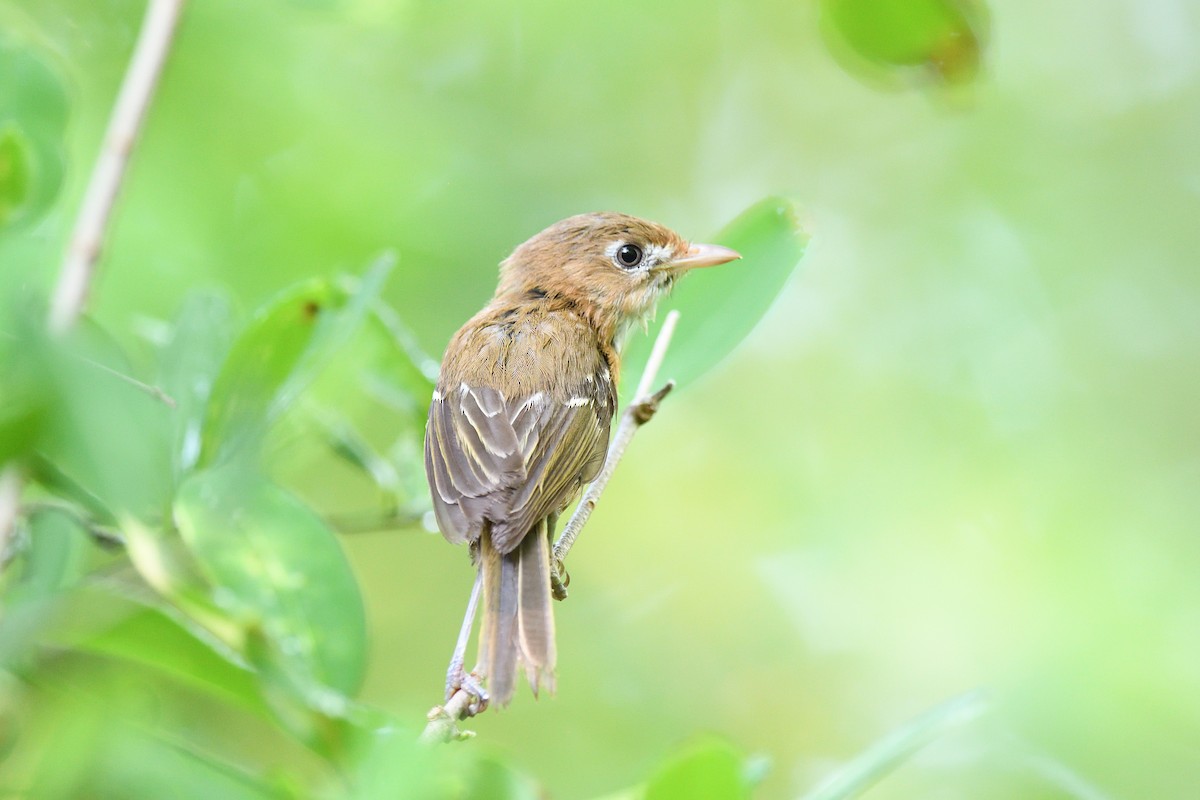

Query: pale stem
[419,572,484,745]
[634,308,680,402]
[551,309,680,567]
[49,0,188,334]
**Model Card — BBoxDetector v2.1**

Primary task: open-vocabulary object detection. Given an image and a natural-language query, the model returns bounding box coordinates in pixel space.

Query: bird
[424,212,740,707]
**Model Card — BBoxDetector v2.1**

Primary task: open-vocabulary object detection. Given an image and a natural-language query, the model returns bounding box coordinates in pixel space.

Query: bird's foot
[446,660,489,716]
[551,557,570,601]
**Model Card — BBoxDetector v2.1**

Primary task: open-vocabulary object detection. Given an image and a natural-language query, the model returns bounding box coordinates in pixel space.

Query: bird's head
[496,212,740,335]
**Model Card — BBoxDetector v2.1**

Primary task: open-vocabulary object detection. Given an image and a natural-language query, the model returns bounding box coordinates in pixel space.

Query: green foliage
[821,0,987,86]
[199,279,350,468]
[800,692,989,800]
[0,262,436,790]
[644,738,751,800]
[0,214,809,794]
[0,315,50,465]
[0,35,67,229]
[157,291,237,476]
[0,124,33,224]
[70,592,270,717]
[3,0,1196,798]
[175,467,367,692]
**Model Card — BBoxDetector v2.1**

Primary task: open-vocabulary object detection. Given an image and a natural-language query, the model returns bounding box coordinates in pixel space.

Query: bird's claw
[446,662,489,715]
[551,557,570,601]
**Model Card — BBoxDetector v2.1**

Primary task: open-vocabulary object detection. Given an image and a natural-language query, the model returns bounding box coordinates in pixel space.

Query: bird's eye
[615,243,643,268]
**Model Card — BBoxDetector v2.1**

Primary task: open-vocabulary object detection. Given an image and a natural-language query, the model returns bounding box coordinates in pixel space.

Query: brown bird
[424,212,740,707]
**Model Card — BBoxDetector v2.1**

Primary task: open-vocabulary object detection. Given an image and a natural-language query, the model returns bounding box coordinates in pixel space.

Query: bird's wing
[424,382,611,552]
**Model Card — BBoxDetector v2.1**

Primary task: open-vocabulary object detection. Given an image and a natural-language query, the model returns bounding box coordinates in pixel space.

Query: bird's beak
[669,242,742,270]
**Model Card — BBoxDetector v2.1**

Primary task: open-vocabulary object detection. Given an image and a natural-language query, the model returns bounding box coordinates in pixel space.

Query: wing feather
[490,399,608,552]
[424,380,611,554]
[461,386,520,458]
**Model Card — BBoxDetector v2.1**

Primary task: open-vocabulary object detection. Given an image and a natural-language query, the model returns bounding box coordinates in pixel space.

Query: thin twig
[0,329,174,405]
[633,309,681,402]
[420,688,478,745]
[419,310,683,743]
[23,501,127,549]
[49,0,188,334]
[327,508,426,534]
[419,574,485,744]
[83,357,179,408]
[550,309,680,591]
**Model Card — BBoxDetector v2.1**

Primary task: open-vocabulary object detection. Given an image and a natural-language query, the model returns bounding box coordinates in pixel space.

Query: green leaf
[173,465,368,697]
[18,318,174,520]
[0,36,68,229]
[0,123,32,226]
[121,514,246,649]
[820,0,986,85]
[275,298,435,518]
[620,197,808,403]
[157,290,236,476]
[339,725,453,800]
[644,737,749,800]
[801,690,990,800]
[5,509,90,603]
[7,667,290,800]
[0,35,70,134]
[462,756,542,800]
[98,728,292,800]
[48,577,369,766]
[71,589,269,719]
[199,255,394,469]
[0,592,60,670]
[0,313,50,464]
[339,726,540,800]
[198,279,348,467]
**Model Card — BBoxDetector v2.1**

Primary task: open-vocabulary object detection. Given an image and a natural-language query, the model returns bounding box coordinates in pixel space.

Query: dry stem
[49,0,188,334]
[550,309,680,593]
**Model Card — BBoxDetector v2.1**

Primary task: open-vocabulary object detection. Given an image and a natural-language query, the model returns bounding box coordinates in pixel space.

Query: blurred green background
[2,0,1199,797]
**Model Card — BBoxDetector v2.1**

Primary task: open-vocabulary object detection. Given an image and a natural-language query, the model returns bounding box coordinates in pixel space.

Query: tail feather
[517,519,556,696]
[479,526,519,705]
[477,519,556,706]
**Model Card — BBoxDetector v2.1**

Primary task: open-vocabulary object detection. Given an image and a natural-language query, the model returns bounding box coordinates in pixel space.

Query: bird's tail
[478,519,556,706]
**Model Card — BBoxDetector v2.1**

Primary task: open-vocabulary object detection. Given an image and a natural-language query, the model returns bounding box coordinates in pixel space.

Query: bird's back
[426,298,615,552]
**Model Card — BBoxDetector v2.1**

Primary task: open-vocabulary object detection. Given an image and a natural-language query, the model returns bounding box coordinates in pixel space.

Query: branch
[421,576,485,744]
[22,501,127,549]
[49,0,188,334]
[550,309,680,596]
[419,310,683,743]
[420,688,479,745]
[2,0,188,559]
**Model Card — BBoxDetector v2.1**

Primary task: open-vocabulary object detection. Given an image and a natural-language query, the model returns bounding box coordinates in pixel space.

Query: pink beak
[669,242,742,270]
